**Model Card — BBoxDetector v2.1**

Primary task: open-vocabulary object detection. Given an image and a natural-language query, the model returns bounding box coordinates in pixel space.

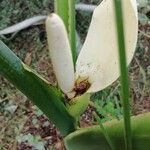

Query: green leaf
[54,0,69,32]
[0,40,76,136]
[64,112,150,150]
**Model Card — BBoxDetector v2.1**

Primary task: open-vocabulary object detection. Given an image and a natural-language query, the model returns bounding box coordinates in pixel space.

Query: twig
[139,29,150,38]
[0,32,19,41]
[75,3,96,12]
[134,57,147,103]
[0,16,47,35]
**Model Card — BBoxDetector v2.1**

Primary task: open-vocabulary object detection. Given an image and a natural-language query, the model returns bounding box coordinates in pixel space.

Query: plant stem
[54,0,69,32]
[68,0,77,66]
[94,113,115,150]
[113,0,132,150]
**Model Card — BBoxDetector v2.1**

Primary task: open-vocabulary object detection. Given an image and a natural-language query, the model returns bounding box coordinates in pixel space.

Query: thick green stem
[68,0,77,65]
[0,40,76,136]
[113,0,132,150]
[54,0,69,31]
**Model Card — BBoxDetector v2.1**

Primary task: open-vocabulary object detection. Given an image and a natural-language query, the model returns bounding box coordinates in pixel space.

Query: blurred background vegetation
[0,0,149,149]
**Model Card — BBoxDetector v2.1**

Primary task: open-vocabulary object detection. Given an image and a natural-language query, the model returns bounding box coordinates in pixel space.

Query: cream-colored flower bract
[46,0,138,96]
[46,14,75,94]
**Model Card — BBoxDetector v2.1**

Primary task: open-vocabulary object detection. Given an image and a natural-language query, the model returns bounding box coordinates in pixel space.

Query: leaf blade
[65,113,150,150]
[0,40,76,136]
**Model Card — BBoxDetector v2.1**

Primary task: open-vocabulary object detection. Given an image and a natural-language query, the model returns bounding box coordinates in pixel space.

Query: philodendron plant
[0,0,150,150]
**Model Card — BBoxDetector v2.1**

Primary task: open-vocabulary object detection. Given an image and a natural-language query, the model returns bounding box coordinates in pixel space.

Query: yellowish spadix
[46,14,75,94]
[76,0,138,93]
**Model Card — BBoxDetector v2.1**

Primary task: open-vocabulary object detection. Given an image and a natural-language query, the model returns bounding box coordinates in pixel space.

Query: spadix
[46,14,75,94]
[76,0,138,93]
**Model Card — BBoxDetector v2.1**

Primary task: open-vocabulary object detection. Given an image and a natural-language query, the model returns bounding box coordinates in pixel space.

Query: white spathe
[76,0,138,93]
[46,0,138,94]
[46,14,75,94]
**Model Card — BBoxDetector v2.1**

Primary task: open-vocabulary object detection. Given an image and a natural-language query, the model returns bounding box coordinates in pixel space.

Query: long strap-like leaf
[0,40,76,136]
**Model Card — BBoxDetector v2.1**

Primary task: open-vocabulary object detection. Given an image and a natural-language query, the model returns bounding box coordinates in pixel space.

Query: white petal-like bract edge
[76,0,138,93]
[46,14,75,94]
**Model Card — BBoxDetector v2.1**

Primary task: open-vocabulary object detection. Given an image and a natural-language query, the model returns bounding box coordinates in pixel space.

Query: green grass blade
[0,40,76,136]
[68,0,77,65]
[94,113,115,150]
[54,0,69,31]
[113,0,132,149]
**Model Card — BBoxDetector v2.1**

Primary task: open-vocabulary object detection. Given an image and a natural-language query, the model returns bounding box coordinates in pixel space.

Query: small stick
[75,3,96,12]
[0,16,47,35]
